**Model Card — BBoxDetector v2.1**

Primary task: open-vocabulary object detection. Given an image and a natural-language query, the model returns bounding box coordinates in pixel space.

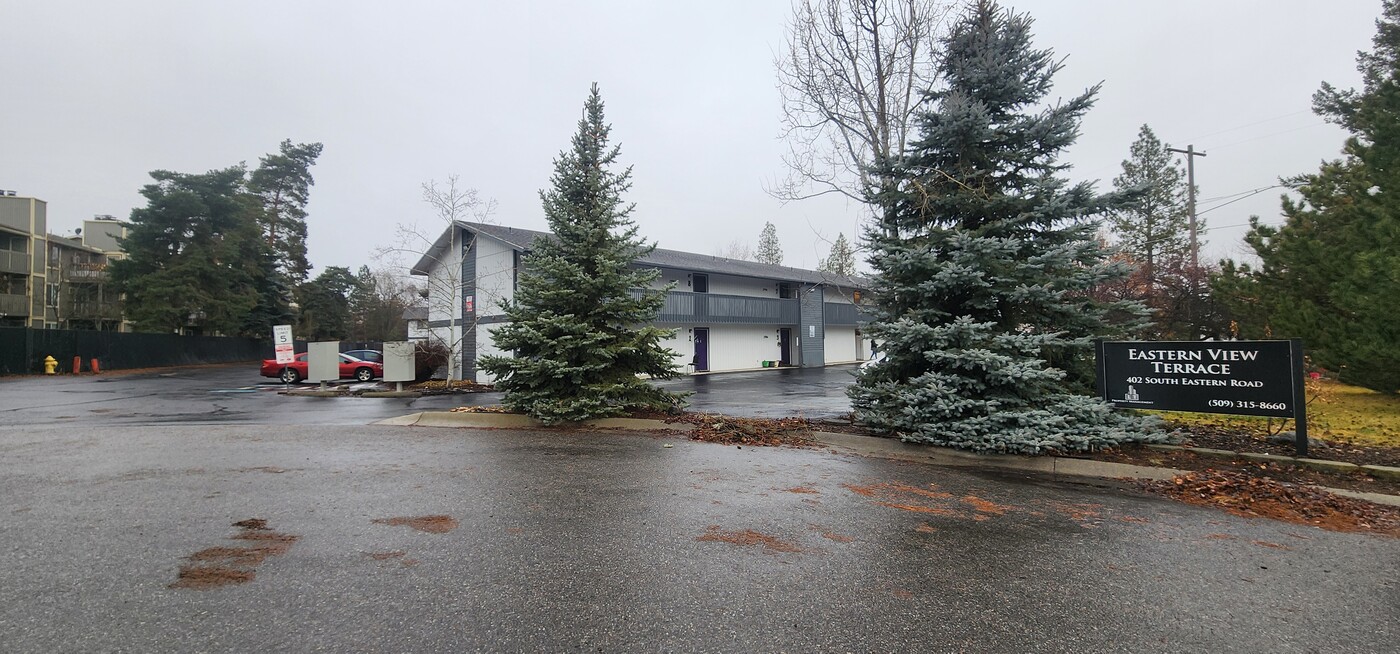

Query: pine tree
[1214,2,1400,393]
[849,1,1154,454]
[248,140,323,284]
[109,167,262,334]
[295,266,357,340]
[479,84,687,423]
[1107,125,1199,337]
[756,221,784,265]
[818,232,856,276]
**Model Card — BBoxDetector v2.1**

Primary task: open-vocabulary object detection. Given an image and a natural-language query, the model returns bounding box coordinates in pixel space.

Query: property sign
[464,295,474,313]
[272,324,295,365]
[1096,340,1299,418]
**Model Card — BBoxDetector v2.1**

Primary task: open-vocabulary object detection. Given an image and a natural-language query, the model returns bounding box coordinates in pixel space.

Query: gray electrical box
[307,341,340,383]
[382,341,416,383]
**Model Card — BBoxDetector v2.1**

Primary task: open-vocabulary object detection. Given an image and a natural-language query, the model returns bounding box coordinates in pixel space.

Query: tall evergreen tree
[109,167,262,334]
[818,232,857,276]
[1106,125,1202,337]
[479,85,686,423]
[849,1,1153,454]
[295,266,357,340]
[756,221,784,265]
[1214,2,1400,393]
[248,140,324,284]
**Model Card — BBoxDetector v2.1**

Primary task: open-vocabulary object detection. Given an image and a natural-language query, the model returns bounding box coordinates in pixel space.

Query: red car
[260,352,383,384]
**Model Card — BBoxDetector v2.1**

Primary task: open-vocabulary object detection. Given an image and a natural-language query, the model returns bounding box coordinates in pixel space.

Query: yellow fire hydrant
[43,356,58,375]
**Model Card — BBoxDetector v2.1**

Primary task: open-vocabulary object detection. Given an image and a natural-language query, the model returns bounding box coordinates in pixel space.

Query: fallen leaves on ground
[670,413,816,447]
[372,515,459,534]
[1142,470,1400,536]
[170,519,299,590]
[695,526,801,553]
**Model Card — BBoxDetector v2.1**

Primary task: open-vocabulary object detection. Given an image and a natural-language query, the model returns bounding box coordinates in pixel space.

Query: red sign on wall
[464,295,475,313]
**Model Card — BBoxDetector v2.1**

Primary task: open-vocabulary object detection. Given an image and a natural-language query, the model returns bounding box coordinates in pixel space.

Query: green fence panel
[0,327,268,375]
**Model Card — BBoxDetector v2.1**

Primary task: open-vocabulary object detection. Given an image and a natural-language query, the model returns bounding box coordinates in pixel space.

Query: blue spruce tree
[849,1,1154,453]
[479,84,687,423]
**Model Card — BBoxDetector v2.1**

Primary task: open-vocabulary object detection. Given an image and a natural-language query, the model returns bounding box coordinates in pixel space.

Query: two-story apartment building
[411,221,872,383]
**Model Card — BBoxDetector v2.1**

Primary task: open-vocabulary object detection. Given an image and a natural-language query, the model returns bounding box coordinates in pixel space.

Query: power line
[1202,122,1328,151]
[1196,185,1282,216]
[1182,109,1313,144]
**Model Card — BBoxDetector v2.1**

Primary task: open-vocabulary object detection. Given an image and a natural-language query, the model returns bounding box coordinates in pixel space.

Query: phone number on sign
[1207,399,1287,411]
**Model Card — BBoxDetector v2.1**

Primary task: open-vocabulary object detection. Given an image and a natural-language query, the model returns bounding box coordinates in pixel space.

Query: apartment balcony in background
[0,250,30,275]
[0,293,27,316]
[65,262,109,280]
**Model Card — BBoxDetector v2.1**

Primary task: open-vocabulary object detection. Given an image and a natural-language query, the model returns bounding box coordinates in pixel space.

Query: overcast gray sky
[0,1,1381,274]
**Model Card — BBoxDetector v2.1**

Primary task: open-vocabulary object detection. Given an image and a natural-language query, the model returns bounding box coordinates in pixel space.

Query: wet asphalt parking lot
[0,365,1397,652]
[0,362,862,429]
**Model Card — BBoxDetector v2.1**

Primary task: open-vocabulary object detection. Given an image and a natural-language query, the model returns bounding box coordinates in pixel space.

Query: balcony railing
[824,302,872,326]
[651,290,800,325]
[0,250,30,275]
[65,263,109,280]
[0,293,27,316]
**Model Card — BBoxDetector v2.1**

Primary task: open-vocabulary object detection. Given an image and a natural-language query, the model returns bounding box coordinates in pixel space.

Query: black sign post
[1095,339,1310,457]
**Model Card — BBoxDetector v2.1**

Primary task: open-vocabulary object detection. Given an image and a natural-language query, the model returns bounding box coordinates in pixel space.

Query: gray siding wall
[0,198,32,233]
[83,220,126,252]
[799,285,825,367]
[460,231,477,379]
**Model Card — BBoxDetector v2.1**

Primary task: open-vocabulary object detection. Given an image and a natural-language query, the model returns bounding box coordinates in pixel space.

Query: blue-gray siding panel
[461,231,476,378]
[799,286,825,367]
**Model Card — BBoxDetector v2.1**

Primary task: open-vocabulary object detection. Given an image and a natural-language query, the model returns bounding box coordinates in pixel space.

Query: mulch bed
[1141,470,1400,537]
[666,414,817,448]
[412,380,496,395]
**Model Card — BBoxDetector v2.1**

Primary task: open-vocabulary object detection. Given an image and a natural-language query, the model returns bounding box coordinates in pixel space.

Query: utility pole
[1166,144,1206,273]
[1167,144,1206,325]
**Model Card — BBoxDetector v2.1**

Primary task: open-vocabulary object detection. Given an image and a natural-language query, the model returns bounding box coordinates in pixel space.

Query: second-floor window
[692,274,708,293]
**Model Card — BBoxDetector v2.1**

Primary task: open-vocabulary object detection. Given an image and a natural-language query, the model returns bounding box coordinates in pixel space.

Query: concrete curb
[376,411,1400,507]
[1148,443,1400,480]
[373,411,695,432]
[285,390,346,398]
[360,391,423,398]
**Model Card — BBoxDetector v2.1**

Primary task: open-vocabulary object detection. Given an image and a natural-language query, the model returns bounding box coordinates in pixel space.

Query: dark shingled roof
[457,221,868,288]
[402,306,428,321]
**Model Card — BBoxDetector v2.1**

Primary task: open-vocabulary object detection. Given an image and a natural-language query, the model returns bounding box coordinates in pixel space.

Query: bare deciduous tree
[374,174,496,379]
[773,0,950,215]
[714,239,755,261]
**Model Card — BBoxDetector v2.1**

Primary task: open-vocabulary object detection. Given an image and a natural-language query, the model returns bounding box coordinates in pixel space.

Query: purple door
[694,328,709,372]
[778,328,792,367]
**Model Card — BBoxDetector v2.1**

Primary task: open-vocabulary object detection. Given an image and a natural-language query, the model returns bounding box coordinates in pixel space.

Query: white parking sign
[273,325,295,365]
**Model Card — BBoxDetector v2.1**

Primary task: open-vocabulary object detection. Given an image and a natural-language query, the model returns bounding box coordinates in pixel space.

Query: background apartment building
[0,193,128,330]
